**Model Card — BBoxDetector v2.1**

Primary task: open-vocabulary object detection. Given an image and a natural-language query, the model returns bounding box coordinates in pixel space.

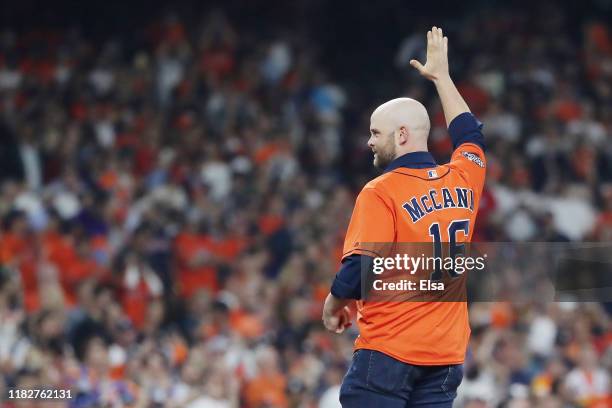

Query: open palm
[410,26,449,81]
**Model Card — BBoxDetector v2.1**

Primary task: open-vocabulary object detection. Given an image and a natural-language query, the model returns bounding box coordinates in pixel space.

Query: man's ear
[397,126,409,145]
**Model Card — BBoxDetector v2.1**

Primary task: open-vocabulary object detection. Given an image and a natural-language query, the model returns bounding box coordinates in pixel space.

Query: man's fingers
[324,315,340,332]
[326,317,350,333]
[323,304,353,334]
[429,26,444,48]
[335,320,345,333]
[410,59,425,73]
[431,26,443,44]
[335,318,352,333]
[444,36,448,53]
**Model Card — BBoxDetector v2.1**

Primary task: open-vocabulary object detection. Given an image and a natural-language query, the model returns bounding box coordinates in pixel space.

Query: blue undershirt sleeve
[330,254,373,300]
[448,112,485,151]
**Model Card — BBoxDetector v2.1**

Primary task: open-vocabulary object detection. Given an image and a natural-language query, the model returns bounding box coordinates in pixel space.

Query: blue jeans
[340,349,464,407]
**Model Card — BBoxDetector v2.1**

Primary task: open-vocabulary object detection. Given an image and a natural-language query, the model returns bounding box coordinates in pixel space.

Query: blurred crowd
[0,2,610,408]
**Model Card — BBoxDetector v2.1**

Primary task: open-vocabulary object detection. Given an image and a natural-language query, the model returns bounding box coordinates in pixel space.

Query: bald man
[322,27,486,407]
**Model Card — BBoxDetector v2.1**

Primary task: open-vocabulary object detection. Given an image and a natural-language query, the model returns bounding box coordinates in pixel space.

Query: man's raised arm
[410,26,484,150]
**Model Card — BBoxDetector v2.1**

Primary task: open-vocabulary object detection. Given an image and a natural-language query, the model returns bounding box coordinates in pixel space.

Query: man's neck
[395,147,429,158]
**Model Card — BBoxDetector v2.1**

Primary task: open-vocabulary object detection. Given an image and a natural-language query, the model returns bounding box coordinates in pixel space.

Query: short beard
[373,134,396,169]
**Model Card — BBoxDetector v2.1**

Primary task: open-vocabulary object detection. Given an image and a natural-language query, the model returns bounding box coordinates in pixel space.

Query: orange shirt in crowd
[1,232,39,311]
[243,373,288,408]
[174,232,218,297]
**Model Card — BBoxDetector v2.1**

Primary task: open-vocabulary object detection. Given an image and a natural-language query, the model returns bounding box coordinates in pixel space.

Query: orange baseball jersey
[341,115,486,365]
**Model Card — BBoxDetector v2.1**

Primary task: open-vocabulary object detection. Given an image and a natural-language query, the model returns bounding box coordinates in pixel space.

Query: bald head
[371,98,430,141]
[368,98,431,168]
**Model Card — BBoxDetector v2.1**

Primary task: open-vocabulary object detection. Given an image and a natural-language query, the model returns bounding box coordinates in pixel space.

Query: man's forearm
[434,75,471,127]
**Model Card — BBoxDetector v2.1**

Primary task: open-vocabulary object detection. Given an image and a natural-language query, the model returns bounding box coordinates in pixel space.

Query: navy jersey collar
[384,151,437,173]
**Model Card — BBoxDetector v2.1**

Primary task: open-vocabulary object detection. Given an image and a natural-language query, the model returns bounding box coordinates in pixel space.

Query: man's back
[343,140,486,365]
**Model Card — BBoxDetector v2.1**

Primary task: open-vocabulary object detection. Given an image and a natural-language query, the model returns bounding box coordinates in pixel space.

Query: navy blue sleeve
[448,112,485,151]
[330,254,373,300]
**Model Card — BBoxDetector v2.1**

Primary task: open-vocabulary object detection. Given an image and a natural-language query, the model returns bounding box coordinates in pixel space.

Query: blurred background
[0,0,611,407]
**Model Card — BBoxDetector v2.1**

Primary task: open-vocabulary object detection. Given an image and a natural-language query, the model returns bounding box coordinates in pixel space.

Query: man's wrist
[324,292,348,314]
[433,73,452,86]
